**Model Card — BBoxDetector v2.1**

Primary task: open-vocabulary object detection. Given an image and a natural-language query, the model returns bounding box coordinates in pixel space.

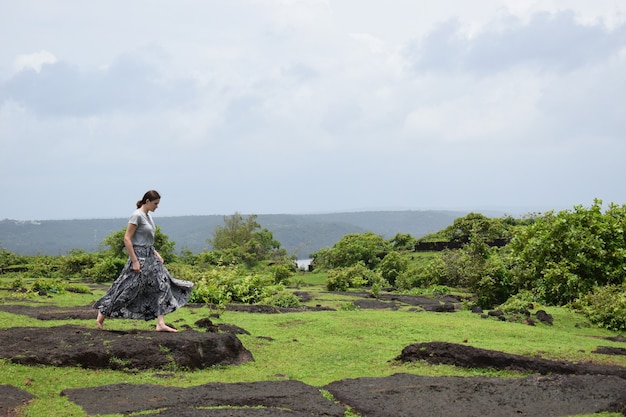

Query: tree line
[1,200,626,331]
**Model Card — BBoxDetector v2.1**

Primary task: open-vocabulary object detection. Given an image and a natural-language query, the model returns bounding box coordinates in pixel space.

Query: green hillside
[0,210,478,258]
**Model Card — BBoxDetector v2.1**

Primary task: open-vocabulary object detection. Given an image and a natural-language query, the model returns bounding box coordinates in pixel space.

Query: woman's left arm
[153,248,164,263]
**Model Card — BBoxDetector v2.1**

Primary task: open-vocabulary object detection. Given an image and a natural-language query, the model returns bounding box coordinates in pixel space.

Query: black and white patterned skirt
[93,246,193,321]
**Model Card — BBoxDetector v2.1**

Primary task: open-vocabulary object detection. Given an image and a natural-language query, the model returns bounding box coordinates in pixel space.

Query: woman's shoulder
[128,209,144,224]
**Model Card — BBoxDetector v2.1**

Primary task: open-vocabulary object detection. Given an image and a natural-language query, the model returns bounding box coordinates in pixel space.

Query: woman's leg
[156,315,177,332]
[96,311,105,330]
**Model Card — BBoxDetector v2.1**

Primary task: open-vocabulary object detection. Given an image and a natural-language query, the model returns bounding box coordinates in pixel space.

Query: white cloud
[1,1,625,220]
[13,50,57,72]
[407,11,626,75]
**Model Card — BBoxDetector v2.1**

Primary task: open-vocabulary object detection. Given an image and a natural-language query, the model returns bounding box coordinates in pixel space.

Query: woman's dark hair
[136,190,161,208]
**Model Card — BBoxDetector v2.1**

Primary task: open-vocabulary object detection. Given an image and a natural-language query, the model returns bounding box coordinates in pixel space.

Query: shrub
[326,263,381,291]
[498,290,538,314]
[312,232,390,270]
[422,250,467,287]
[395,265,435,290]
[429,285,451,296]
[0,248,27,271]
[26,256,62,279]
[189,266,285,307]
[88,258,126,282]
[509,200,626,305]
[32,279,66,294]
[10,277,23,289]
[65,284,92,294]
[377,252,408,286]
[576,284,626,332]
[261,291,301,308]
[271,263,295,284]
[59,250,99,276]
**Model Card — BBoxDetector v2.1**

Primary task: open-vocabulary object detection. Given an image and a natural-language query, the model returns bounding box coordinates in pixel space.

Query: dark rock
[594,346,626,356]
[395,341,626,379]
[0,385,36,416]
[324,373,626,417]
[0,325,253,370]
[536,310,554,325]
[62,381,345,416]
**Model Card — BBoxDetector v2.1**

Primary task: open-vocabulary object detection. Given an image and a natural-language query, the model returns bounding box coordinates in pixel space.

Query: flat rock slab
[324,373,626,417]
[396,341,626,379]
[0,325,253,370]
[61,381,345,416]
[0,385,36,416]
[140,408,322,416]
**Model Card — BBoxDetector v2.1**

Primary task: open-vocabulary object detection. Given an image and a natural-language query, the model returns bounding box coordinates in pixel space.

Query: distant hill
[0,210,488,258]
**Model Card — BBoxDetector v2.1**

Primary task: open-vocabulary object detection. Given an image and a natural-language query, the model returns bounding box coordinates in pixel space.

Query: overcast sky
[1,1,625,220]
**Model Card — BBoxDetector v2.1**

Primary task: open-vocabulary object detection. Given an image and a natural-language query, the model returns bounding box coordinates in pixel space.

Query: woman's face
[146,199,160,212]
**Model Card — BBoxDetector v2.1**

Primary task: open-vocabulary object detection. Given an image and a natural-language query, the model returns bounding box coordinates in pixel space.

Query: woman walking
[94,190,193,332]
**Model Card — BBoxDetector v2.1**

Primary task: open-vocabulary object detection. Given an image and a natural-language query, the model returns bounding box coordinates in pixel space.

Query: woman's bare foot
[96,312,105,330]
[156,323,178,332]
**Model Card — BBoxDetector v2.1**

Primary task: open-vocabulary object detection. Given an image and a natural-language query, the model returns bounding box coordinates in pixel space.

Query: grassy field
[1,272,626,417]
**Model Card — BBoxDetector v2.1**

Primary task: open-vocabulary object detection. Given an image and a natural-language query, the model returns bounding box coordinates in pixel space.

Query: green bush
[65,284,92,294]
[189,266,285,307]
[32,279,66,294]
[326,263,381,291]
[395,265,435,290]
[88,258,126,282]
[25,256,62,279]
[429,285,451,296]
[164,263,199,284]
[261,291,301,308]
[0,248,27,271]
[59,250,99,276]
[576,284,626,332]
[271,263,295,283]
[422,250,467,287]
[377,252,408,286]
[509,200,626,305]
[312,232,390,270]
[498,290,538,314]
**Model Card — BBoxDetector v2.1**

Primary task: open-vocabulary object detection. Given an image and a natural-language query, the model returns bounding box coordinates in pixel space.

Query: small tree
[509,199,626,305]
[377,251,408,286]
[390,233,416,250]
[209,212,283,266]
[444,212,511,243]
[311,232,390,270]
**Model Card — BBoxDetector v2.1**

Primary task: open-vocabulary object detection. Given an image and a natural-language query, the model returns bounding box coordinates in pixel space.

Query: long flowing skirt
[93,246,193,321]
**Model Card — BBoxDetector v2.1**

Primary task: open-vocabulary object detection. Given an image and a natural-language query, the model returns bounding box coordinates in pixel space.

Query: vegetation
[0,211,468,257]
[3,200,626,331]
[2,201,626,416]
[1,277,625,417]
[208,212,289,267]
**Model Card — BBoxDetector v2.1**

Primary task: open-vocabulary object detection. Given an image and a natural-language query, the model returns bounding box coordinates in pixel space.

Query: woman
[94,190,193,332]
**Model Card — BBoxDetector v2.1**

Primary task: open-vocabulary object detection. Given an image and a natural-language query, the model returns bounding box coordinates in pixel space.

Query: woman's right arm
[123,223,140,272]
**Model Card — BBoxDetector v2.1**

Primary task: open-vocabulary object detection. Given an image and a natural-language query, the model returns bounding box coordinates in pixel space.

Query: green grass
[1,277,626,417]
